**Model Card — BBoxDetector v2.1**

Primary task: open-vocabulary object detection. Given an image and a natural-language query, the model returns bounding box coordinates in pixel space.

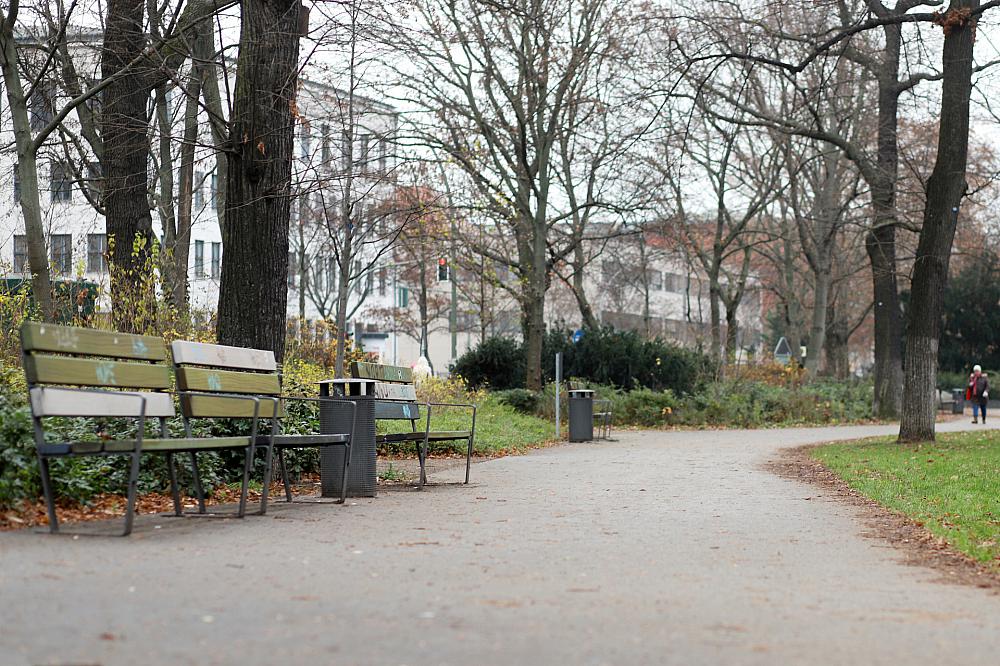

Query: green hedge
[453,327,716,394]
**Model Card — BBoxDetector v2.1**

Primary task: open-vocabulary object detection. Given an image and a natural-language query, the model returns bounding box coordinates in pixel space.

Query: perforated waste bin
[319,379,377,498]
[952,388,965,414]
[568,389,595,442]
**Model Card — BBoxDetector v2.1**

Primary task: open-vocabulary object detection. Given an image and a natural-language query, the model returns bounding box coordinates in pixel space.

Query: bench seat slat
[176,367,281,395]
[171,340,277,371]
[255,434,350,447]
[180,395,285,418]
[38,437,250,455]
[379,430,471,442]
[21,322,166,360]
[29,387,174,418]
[25,355,171,389]
[105,437,250,452]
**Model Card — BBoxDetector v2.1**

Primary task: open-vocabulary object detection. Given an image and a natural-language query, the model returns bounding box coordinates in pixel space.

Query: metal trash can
[568,389,595,442]
[952,388,965,414]
[320,379,377,498]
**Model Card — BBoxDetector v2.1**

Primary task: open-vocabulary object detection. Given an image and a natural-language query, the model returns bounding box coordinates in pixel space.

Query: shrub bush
[451,336,525,390]
[495,388,540,414]
[453,327,715,394]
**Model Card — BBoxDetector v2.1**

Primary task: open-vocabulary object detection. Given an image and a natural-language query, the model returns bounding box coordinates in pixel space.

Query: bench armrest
[276,395,357,441]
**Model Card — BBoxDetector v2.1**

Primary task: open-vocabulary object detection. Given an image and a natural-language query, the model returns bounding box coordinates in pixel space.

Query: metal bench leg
[121,451,141,537]
[418,436,429,488]
[339,443,350,504]
[278,448,293,502]
[236,446,253,518]
[259,444,273,515]
[190,451,206,514]
[37,454,59,533]
[465,436,473,484]
[166,453,182,516]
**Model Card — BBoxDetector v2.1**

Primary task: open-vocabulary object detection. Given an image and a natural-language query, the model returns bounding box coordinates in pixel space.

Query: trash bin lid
[568,389,595,396]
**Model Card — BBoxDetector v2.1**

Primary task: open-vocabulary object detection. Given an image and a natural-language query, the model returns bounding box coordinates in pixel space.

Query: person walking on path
[968,364,989,423]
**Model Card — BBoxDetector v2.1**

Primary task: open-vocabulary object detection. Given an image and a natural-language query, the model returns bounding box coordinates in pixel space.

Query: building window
[50,163,72,203]
[664,272,684,293]
[327,256,338,293]
[378,267,387,295]
[211,242,221,279]
[321,124,331,163]
[13,163,20,203]
[356,134,371,169]
[378,139,388,175]
[13,235,27,272]
[86,162,103,201]
[87,234,107,273]
[194,240,205,277]
[648,270,663,291]
[50,234,72,275]
[194,171,204,208]
[210,174,218,209]
[288,252,297,287]
[301,128,312,159]
[29,81,55,130]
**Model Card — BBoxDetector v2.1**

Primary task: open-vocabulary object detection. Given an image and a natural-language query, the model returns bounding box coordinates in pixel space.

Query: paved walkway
[2,422,1000,665]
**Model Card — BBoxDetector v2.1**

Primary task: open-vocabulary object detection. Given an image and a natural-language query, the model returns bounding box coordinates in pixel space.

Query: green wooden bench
[20,322,270,536]
[351,362,476,487]
[171,340,355,506]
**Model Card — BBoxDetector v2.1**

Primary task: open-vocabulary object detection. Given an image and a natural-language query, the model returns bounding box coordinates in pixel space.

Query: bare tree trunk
[899,1,976,442]
[570,242,600,329]
[171,62,201,324]
[217,0,302,361]
[154,84,182,321]
[0,14,55,321]
[806,269,832,375]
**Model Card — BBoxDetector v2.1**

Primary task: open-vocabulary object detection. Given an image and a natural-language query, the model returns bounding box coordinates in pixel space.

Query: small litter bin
[952,388,965,414]
[568,389,595,442]
[319,379,377,498]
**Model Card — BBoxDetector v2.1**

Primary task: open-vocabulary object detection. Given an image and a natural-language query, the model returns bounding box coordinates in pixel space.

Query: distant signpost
[774,337,792,365]
[572,329,584,344]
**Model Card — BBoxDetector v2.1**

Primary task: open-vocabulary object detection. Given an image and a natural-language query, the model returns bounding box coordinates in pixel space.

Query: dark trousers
[974,399,987,421]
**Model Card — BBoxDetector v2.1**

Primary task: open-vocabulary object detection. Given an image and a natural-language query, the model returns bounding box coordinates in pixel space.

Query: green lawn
[379,394,555,457]
[813,432,1000,565]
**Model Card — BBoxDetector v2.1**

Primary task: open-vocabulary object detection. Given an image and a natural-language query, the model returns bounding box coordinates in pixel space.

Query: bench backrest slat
[20,323,175,419]
[29,387,174,417]
[180,394,283,418]
[351,361,413,383]
[171,341,284,419]
[172,341,276,371]
[176,367,281,395]
[373,381,417,401]
[20,322,166,361]
[374,401,421,420]
[24,354,171,389]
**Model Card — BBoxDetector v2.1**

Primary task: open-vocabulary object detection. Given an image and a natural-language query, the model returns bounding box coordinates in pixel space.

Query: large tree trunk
[521,285,545,391]
[867,19,906,418]
[898,1,976,442]
[806,269,832,376]
[102,0,156,333]
[217,0,302,362]
[824,301,851,380]
[867,223,904,417]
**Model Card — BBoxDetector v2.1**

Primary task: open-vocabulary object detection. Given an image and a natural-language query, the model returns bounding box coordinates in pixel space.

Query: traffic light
[437,257,449,281]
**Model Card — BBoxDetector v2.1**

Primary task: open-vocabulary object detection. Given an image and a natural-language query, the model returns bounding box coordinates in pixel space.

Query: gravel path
[2,421,1000,665]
